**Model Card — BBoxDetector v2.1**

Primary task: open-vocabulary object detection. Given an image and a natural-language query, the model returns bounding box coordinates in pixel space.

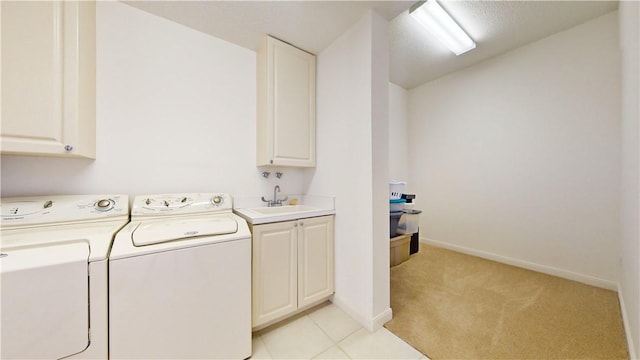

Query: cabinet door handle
[64,145,73,152]
[299,221,304,226]
[294,223,298,227]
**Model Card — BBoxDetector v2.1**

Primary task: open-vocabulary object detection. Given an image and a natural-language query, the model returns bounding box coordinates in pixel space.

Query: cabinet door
[1,1,95,158]
[252,220,298,327]
[297,216,334,308]
[257,36,316,167]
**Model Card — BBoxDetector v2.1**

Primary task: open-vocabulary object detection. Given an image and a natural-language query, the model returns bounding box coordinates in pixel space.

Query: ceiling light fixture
[409,0,476,56]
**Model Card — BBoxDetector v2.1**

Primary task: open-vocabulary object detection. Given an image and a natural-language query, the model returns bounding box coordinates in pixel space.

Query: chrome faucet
[261,185,288,207]
[273,185,280,204]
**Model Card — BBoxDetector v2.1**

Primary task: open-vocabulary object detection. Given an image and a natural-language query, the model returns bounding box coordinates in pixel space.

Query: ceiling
[125,1,618,90]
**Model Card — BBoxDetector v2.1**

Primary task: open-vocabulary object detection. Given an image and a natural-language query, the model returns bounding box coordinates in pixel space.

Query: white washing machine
[109,193,252,359]
[0,194,129,359]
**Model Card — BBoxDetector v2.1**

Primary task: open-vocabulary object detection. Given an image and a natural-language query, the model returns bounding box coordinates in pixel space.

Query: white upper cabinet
[1,1,96,159]
[257,36,316,167]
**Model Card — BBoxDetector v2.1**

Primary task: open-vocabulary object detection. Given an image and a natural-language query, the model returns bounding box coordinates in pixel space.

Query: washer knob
[96,199,113,211]
[212,195,223,205]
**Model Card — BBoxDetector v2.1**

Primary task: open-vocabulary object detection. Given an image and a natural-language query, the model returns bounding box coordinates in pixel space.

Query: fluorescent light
[409,0,476,56]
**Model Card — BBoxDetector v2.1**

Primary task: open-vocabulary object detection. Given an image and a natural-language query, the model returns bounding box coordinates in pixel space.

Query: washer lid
[132,217,238,246]
[1,242,89,359]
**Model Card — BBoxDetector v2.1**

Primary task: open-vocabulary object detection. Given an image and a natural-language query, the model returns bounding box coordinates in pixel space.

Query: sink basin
[234,204,335,224]
[249,205,318,215]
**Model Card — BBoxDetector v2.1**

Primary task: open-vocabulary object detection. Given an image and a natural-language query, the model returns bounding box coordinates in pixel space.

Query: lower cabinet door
[252,220,298,327]
[297,216,335,308]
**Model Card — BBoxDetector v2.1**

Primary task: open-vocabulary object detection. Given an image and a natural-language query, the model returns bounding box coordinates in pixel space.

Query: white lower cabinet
[251,215,334,328]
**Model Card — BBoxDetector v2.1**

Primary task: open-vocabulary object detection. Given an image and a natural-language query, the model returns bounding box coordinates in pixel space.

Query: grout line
[335,340,354,359]
[305,305,361,359]
[258,334,273,360]
[306,315,342,359]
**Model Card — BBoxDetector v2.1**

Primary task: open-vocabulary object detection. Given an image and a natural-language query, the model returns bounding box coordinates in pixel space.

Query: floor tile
[249,334,272,359]
[255,302,423,360]
[312,345,350,359]
[308,303,363,342]
[339,327,424,359]
[260,315,334,359]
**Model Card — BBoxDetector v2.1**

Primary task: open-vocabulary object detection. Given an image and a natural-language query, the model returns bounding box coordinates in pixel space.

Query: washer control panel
[0,195,129,228]
[131,193,232,218]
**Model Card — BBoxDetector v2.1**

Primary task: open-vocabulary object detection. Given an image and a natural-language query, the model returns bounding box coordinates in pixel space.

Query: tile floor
[250,302,427,359]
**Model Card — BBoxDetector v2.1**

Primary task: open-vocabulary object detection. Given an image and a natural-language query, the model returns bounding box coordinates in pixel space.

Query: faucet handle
[275,196,288,206]
[261,196,274,207]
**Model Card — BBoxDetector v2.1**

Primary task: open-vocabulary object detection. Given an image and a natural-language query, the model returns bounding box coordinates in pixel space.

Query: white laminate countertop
[233,195,335,225]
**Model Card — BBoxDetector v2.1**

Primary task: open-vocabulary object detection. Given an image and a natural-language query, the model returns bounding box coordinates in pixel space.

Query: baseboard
[331,294,393,332]
[617,284,638,359]
[372,307,393,330]
[421,238,618,291]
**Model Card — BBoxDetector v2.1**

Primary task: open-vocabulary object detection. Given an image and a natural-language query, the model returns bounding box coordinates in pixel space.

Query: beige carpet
[385,245,629,359]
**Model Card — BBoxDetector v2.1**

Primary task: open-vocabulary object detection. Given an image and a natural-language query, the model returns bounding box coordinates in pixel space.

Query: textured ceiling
[124,1,618,90]
[391,1,619,88]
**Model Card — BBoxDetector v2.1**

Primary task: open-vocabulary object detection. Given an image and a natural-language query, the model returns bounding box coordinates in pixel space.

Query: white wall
[1,1,306,200]
[370,12,390,325]
[408,12,621,288]
[306,10,391,330]
[619,1,639,357]
[389,83,409,183]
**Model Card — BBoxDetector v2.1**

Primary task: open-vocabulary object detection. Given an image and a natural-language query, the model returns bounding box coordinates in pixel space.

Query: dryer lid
[132,217,238,246]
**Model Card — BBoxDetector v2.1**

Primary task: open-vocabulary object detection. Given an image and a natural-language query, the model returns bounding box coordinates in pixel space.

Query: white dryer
[109,193,251,359]
[0,194,129,359]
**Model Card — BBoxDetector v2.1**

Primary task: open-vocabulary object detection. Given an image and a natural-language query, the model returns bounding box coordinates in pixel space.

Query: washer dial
[95,199,114,211]
[212,195,224,206]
